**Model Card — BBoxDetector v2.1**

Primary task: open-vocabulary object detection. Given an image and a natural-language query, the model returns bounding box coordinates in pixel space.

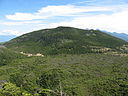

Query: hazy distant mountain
[0,35,16,42]
[104,32,128,41]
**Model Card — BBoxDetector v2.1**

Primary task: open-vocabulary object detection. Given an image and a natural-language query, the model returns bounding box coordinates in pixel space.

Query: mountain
[4,26,127,55]
[106,32,128,41]
[0,35,16,42]
[1,26,128,96]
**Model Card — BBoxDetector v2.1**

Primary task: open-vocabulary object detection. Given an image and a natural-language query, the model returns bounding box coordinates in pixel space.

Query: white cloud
[0,30,21,36]
[6,13,41,21]
[6,5,112,20]
[46,10,128,34]
[3,20,43,25]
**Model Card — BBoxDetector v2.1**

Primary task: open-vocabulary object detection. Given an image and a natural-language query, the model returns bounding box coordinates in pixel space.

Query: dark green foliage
[90,77,128,96]
[37,69,63,89]
[37,69,68,96]
[89,63,128,96]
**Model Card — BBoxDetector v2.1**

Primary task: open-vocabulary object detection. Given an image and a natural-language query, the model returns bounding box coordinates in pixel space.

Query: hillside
[0,47,25,66]
[0,26,128,96]
[4,26,127,55]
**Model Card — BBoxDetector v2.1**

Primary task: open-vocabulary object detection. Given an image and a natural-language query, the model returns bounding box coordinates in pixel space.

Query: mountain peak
[4,26,127,55]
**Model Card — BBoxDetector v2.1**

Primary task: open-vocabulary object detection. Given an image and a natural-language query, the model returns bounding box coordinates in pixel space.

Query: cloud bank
[1,4,128,36]
[6,5,111,20]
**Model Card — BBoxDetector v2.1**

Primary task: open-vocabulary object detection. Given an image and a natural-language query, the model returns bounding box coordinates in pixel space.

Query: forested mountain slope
[4,26,127,55]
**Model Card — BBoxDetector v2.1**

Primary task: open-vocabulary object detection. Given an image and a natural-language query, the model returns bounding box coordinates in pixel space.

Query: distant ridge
[105,32,128,41]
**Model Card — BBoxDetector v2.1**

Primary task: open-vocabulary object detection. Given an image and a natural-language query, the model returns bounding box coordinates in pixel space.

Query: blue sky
[0,0,128,38]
